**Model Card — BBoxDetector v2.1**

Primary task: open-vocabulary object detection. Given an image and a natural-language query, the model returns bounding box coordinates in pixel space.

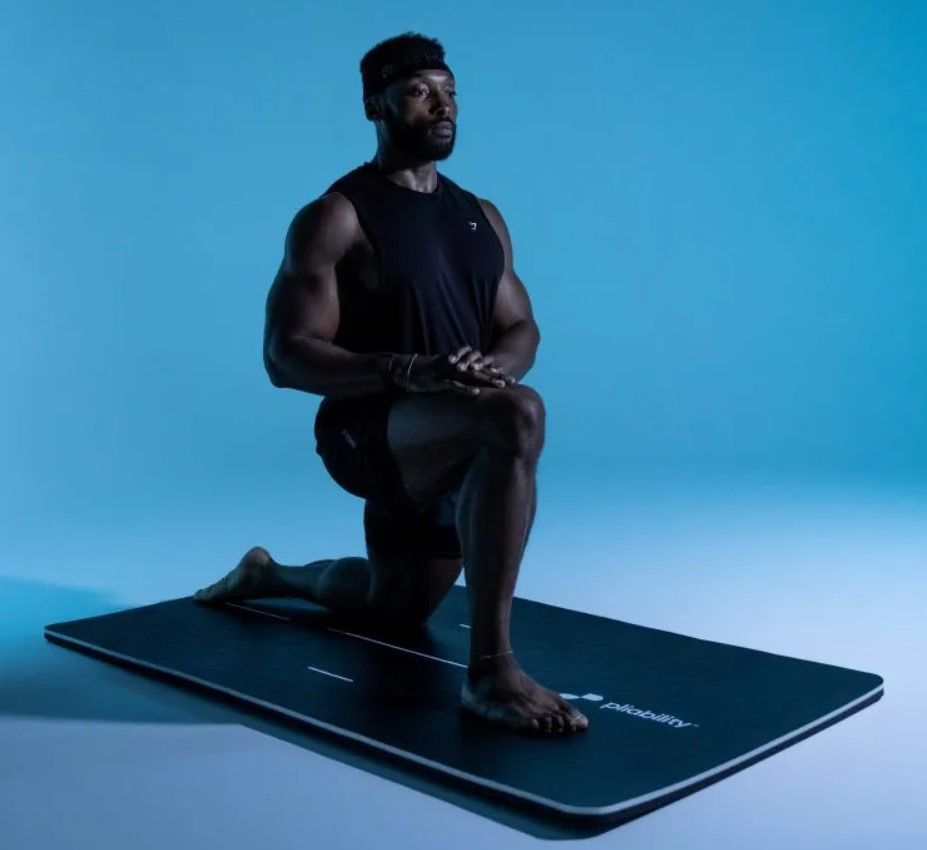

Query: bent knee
[480,385,546,455]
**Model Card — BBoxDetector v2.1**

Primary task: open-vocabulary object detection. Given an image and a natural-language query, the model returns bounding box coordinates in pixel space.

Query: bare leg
[456,444,588,734]
[194,386,575,734]
[519,466,537,564]
[192,482,534,616]
[192,476,533,619]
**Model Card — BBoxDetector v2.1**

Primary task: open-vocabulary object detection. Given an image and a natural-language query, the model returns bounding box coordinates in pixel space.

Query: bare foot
[193,546,276,604]
[461,655,589,735]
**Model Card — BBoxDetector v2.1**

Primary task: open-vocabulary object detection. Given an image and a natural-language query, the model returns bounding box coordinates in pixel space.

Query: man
[194,32,588,735]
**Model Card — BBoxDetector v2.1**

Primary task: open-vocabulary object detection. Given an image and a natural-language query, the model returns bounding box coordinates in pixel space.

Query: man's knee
[480,385,546,456]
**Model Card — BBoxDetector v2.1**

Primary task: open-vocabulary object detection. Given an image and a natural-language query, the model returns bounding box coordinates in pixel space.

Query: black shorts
[314,394,463,560]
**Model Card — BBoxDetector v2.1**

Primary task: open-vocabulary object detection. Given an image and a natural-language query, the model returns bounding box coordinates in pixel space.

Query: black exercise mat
[44,587,883,829]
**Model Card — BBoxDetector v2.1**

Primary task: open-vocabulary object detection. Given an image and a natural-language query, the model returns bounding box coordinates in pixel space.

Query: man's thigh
[384,388,496,509]
[317,385,539,510]
[315,394,415,510]
[364,383,542,626]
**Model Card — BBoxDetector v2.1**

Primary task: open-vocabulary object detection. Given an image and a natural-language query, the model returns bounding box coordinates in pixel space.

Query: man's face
[372,70,458,162]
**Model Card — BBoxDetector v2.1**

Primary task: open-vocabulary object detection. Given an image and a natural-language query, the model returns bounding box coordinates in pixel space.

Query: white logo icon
[340,428,357,449]
[560,691,698,728]
[467,221,478,231]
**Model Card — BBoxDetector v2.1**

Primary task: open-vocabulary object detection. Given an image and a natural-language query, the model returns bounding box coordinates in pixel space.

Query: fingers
[448,345,472,365]
[448,347,517,386]
[448,346,483,373]
[456,368,508,389]
[480,366,516,387]
[448,345,498,372]
[487,367,517,386]
[447,380,481,396]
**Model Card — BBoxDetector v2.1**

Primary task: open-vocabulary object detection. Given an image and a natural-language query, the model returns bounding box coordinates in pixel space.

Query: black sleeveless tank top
[314,160,505,435]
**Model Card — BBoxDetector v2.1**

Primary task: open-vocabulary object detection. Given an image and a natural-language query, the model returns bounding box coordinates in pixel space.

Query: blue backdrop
[2,0,925,536]
[3,5,926,848]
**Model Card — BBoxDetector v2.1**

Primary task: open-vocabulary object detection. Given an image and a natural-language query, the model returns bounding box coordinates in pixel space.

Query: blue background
[1,2,925,848]
[3,0,925,532]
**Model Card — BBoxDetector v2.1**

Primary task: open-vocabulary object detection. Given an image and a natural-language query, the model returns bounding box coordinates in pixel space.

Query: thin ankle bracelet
[477,649,513,660]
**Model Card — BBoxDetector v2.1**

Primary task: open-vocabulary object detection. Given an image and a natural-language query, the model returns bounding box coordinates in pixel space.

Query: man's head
[360,32,458,163]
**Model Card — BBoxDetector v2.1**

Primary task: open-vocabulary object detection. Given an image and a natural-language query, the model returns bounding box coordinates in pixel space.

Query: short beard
[385,114,456,162]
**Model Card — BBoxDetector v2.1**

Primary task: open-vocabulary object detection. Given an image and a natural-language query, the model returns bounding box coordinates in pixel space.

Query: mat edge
[43,625,883,822]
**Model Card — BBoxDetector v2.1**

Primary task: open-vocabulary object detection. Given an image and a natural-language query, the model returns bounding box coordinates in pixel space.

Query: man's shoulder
[285,191,361,259]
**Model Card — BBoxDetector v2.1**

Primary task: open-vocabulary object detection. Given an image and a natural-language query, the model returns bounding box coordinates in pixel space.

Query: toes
[570,711,589,730]
[548,712,566,733]
[463,688,587,735]
[193,575,233,604]
[556,698,589,730]
[538,712,568,734]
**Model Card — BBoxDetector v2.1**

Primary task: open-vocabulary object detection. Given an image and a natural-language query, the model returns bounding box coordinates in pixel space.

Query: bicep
[490,269,535,342]
[270,194,356,346]
[479,198,537,341]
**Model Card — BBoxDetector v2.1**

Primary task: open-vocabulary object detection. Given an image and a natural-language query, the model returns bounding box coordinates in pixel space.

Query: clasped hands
[447,344,517,389]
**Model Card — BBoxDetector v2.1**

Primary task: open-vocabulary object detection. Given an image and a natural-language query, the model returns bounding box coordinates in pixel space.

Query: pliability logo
[560,692,698,729]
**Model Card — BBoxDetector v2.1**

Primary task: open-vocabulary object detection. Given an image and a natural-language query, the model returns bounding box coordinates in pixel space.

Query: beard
[385,115,456,162]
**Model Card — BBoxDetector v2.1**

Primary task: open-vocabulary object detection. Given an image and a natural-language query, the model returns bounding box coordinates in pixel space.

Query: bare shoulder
[283,192,361,274]
[475,196,506,230]
[475,196,514,254]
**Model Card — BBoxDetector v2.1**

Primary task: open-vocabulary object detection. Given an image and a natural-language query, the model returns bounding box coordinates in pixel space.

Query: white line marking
[459,624,470,629]
[225,603,292,622]
[306,666,354,683]
[223,601,467,669]
[326,627,467,669]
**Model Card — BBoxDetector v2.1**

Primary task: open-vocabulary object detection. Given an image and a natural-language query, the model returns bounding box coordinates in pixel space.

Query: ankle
[468,648,519,678]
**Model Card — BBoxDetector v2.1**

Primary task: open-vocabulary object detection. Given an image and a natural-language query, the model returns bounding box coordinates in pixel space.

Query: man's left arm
[477,197,541,383]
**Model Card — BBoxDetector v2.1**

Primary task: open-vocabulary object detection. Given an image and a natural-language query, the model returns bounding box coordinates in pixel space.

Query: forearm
[268,333,406,399]
[485,322,540,383]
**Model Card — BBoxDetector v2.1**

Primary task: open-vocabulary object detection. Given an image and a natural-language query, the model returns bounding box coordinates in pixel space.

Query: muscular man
[194,32,588,735]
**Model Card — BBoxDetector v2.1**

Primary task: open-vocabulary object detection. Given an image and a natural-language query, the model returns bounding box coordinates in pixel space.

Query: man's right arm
[264,193,406,398]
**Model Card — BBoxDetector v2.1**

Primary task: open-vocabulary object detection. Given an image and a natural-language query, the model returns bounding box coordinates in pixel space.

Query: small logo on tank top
[466,221,478,231]
[340,428,357,449]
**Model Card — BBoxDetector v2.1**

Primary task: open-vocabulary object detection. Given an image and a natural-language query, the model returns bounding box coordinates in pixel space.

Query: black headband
[363,49,452,99]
